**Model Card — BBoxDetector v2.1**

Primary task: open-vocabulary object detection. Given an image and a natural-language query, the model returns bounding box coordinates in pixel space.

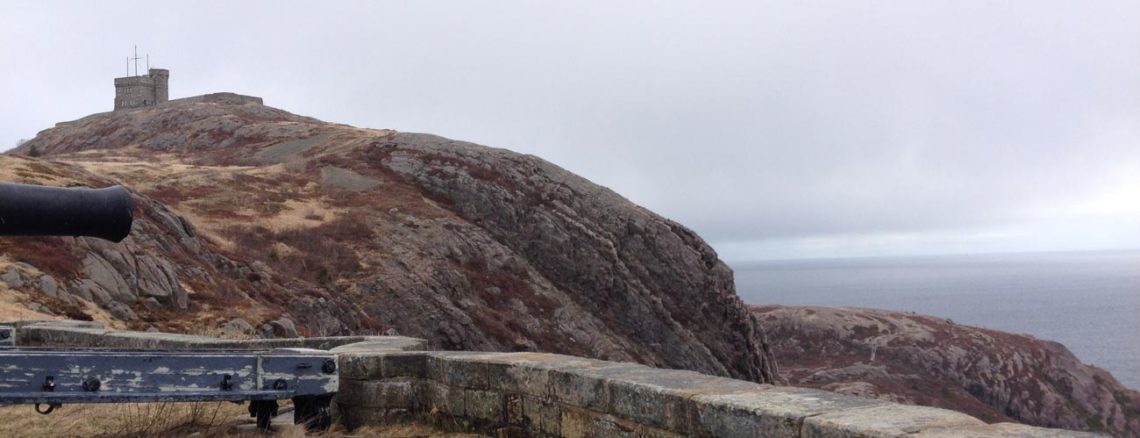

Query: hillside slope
[754,305,1140,437]
[6,99,777,383]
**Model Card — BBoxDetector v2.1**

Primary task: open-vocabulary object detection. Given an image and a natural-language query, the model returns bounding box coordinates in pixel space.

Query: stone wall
[333,344,1103,438]
[6,321,1102,437]
[166,92,263,106]
[5,320,421,351]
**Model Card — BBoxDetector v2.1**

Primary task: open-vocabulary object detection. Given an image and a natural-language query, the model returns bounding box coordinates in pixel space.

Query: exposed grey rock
[68,280,94,302]
[106,302,137,321]
[73,279,113,305]
[220,318,255,338]
[270,318,299,338]
[320,166,382,191]
[258,323,275,339]
[371,132,779,383]
[81,254,132,303]
[756,305,1140,437]
[2,268,25,289]
[26,302,52,315]
[37,275,59,298]
[140,297,162,310]
[134,254,187,309]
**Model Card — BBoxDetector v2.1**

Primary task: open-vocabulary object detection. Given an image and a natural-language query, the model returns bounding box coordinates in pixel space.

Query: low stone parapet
[9,320,425,351]
[333,347,1103,438]
[2,321,1103,437]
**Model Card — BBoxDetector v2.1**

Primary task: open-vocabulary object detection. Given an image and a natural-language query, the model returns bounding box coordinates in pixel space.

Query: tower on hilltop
[113,46,168,111]
[114,68,169,111]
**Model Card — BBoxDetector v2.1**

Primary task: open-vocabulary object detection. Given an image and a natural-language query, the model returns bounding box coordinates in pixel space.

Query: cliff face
[5,99,777,383]
[754,305,1140,437]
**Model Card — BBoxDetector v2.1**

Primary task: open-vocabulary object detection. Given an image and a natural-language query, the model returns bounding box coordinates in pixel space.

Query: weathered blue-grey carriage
[0,183,338,430]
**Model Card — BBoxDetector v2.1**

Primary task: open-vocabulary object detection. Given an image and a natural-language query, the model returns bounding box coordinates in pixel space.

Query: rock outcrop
[5,98,777,383]
[754,305,1140,437]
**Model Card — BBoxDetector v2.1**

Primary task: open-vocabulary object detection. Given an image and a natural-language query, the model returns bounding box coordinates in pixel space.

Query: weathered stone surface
[802,403,984,437]
[26,302,52,315]
[691,386,882,437]
[418,379,465,416]
[269,318,299,338]
[17,321,398,350]
[912,423,1106,438]
[338,378,419,409]
[523,395,562,436]
[337,352,428,381]
[106,301,137,320]
[560,407,683,438]
[81,254,132,302]
[464,388,503,422]
[37,275,59,297]
[2,267,25,288]
[219,318,254,338]
[328,337,429,354]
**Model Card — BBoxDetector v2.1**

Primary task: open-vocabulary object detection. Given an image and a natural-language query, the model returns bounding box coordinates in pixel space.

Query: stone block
[328,336,429,353]
[802,403,985,438]
[490,353,626,399]
[550,363,646,411]
[337,353,385,380]
[464,388,504,423]
[560,406,684,438]
[438,352,496,389]
[606,366,764,433]
[418,380,465,416]
[486,360,553,398]
[384,352,430,378]
[336,404,415,431]
[693,386,884,437]
[523,395,563,436]
[337,377,419,409]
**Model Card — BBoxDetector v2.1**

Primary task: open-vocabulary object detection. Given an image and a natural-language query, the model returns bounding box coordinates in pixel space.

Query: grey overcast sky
[2,1,1138,261]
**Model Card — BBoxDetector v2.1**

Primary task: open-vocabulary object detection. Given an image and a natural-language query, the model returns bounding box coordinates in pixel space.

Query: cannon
[0,183,134,242]
[0,182,336,431]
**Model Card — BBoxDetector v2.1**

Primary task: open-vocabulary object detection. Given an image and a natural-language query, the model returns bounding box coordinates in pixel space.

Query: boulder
[269,318,300,338]
[219,318,255,338]
[37,275,59,298]
[2,267,25,289]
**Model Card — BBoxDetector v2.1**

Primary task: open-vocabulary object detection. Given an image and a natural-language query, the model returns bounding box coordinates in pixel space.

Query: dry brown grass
[0,286,58,321]
[0,402,486,437]
[344,425,484,437]
[0,155,91,187]
[0,402,310,438]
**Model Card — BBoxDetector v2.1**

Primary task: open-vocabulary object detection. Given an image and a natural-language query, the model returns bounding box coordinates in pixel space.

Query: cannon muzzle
[0,183,134,242]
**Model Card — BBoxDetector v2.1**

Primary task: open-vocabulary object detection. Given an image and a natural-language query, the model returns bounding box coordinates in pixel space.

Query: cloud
[2,1,1138,259]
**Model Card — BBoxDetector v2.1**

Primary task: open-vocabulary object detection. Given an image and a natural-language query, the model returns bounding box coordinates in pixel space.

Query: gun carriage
[0,183,337,431]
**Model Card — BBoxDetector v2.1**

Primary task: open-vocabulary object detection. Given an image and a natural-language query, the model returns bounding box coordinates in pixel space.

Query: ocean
[732,250,1140,390]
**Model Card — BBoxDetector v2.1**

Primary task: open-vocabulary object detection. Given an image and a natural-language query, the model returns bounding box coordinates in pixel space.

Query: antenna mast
[128,45,144,76]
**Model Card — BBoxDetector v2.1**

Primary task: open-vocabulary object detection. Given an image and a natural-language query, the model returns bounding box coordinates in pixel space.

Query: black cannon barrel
[0,183,134,242]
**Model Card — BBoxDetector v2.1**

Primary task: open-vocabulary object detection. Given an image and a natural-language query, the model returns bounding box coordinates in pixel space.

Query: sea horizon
[731,248,1140,390]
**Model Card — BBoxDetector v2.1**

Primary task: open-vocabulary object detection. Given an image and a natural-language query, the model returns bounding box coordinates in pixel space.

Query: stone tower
[113,68,169,110]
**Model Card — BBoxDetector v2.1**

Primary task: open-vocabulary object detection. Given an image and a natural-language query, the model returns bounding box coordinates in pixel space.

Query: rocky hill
[4,98,777,383]
[754,305,1140,437]
[7,98,1138,436]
